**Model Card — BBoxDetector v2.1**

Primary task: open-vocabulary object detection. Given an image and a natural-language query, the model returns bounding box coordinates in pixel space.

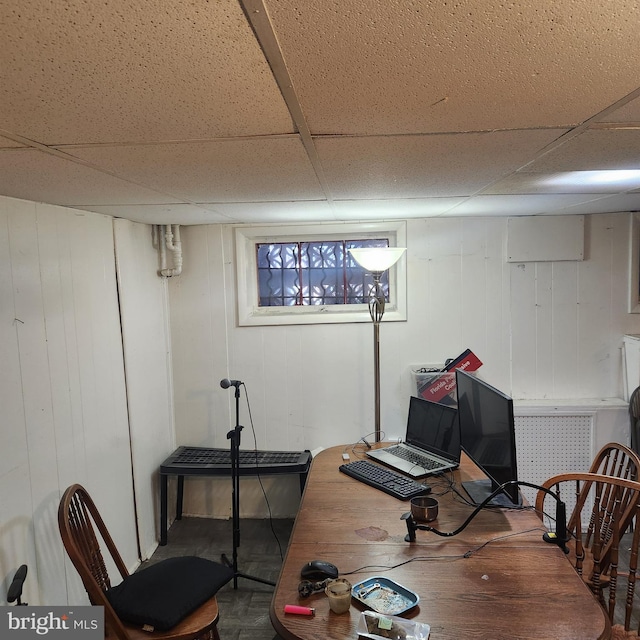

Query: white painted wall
[3,196,640,605]
[169,214,640,518]
[0,197,171,607]
[113,219,176,560]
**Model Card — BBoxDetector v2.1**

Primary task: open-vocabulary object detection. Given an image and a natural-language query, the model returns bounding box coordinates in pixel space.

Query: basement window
[257,238,391,306]
[235,221,407,326]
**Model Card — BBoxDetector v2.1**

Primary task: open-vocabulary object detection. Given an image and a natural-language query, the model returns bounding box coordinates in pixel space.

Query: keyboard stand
[159,446,311,545]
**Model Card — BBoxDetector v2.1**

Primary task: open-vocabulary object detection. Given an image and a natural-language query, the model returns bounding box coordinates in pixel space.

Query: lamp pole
[369,272,386,443]
[349,246,406,444]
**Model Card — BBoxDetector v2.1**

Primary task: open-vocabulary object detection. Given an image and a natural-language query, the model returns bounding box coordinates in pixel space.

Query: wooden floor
[144,517,294,640]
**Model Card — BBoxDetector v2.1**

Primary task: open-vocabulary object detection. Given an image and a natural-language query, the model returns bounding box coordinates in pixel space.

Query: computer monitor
[455,369,521,506]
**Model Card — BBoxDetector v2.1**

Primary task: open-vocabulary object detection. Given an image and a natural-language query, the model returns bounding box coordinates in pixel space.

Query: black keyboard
[339,459,431,500]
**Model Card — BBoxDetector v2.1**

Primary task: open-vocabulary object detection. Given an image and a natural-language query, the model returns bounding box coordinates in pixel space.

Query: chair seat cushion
[106,556,233,631]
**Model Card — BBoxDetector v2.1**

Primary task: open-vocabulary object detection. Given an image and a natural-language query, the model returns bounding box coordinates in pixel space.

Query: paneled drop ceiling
[1,0,640,225]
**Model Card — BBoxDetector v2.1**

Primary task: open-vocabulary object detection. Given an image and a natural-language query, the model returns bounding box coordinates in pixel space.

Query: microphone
[220,378,243,389]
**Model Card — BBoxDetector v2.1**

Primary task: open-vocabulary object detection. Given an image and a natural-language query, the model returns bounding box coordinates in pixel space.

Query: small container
[325,578,352,614]
[410,496,438,522]
[357,611,431,640]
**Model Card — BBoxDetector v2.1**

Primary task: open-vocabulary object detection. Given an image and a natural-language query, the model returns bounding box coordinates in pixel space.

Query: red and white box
[415,349,483,404]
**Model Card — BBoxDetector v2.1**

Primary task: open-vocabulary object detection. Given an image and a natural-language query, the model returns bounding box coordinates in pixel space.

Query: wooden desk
[270,445,611,640]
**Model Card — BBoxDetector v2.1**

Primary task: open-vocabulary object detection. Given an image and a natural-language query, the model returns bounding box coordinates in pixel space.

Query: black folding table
[159,446,312,545]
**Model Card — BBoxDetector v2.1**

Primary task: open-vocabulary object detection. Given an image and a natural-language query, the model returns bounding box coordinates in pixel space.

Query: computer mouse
[300,560,339,581]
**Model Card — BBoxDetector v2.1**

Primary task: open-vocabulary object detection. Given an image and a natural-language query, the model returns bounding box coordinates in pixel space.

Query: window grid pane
[256,239,390,307]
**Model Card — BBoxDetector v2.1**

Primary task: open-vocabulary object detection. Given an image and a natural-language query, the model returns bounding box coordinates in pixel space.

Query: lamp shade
[349,247,406,273]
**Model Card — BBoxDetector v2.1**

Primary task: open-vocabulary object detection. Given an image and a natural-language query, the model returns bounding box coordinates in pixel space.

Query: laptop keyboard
[386,446,442,470]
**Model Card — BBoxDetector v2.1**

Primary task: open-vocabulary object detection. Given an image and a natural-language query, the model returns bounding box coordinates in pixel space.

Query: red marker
[284,604,315,616]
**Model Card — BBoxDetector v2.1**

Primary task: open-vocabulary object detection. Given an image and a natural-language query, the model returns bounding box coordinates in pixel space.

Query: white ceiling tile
[0,0,293,144]
[331,198,464,219]
[0,148,181,205]
[267,0,640,134]
[521,130,640,172]
[316,130,565,199]
[543,193,640,215]
[445,194,605,217]
[203,201,336,223]
[483,170,640,195]
[65,138,325,202]
[75,203,235,225]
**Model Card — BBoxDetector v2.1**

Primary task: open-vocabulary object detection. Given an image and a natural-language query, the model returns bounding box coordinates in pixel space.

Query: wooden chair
[588,442,640,480]
[535,472,640,636]
[58,484,232,640]
[569,443,640,544]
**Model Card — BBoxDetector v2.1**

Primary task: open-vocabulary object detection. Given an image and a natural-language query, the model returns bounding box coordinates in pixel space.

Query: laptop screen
[405,396,460,462]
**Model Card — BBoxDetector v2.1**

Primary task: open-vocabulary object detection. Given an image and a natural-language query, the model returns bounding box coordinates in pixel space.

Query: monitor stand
[462,479,522,507]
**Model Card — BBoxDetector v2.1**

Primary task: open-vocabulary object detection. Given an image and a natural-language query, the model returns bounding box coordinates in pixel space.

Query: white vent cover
[507,215,585,262]
[515,412,594,521]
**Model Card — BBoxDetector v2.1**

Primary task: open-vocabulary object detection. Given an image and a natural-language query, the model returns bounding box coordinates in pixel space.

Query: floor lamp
[349,247,406,443]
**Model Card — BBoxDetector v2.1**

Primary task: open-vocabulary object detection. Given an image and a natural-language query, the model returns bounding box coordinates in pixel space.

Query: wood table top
[270,444,611,640]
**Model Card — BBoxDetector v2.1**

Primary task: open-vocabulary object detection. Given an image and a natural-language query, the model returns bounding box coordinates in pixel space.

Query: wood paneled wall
[0,198,172,606]
[113,219,176,559]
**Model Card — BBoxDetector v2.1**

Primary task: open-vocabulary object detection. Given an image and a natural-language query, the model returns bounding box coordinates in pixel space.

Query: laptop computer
[367,396,460,478]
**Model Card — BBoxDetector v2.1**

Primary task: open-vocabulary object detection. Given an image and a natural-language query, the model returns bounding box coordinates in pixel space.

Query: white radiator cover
[515,413,593,508]
[513,398,629,511]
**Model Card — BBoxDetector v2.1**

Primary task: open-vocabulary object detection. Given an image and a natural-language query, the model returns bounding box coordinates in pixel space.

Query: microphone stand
[221,382,275,589]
